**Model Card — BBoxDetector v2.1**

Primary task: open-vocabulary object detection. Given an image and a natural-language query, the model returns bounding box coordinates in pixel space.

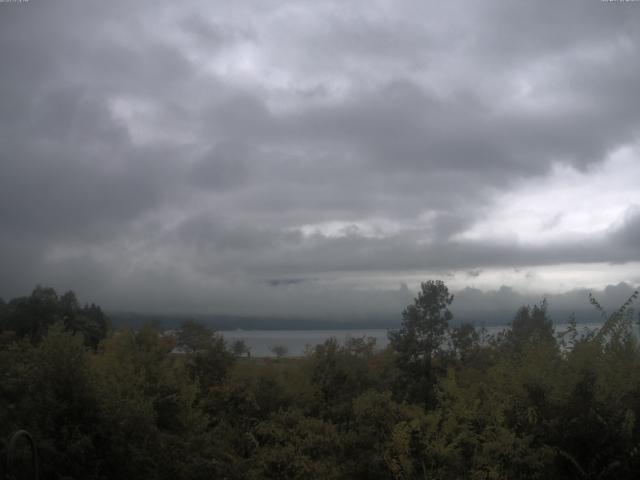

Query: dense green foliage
[1,283,640,479]
[0,286,109,348]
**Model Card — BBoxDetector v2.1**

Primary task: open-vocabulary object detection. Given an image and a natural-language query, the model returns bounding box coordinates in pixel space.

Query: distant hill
[107,307,607,331]
[107,311,397,331]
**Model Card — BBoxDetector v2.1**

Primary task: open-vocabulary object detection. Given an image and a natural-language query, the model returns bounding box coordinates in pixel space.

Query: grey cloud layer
[1,0,640,315]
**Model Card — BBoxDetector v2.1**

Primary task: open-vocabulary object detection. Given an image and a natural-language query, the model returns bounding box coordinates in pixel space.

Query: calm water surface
[219,322,621,357]
[220,329,389,357]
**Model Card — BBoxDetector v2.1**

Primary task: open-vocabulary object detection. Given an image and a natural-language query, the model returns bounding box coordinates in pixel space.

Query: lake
[219,322,620,357]
[219,329,390,357]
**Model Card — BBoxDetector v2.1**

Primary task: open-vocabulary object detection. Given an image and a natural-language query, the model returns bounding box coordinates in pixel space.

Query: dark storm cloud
[180,15,254,48]
[181,221,639,277]
[1,0,640,316]
[611,208,640,251]
[190,141,252,190]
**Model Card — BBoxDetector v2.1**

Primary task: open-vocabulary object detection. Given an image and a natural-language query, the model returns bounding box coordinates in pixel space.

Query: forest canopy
[1,282,640,479]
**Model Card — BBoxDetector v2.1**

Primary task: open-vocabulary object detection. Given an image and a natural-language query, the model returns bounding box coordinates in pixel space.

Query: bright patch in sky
[458,143,640,246]
[298,219,404,239]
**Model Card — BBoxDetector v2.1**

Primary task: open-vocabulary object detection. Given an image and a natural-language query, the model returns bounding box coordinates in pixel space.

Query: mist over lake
[220,321,633,357]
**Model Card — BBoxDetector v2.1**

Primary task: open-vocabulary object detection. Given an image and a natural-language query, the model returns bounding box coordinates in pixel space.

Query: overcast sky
[1,0,640,320]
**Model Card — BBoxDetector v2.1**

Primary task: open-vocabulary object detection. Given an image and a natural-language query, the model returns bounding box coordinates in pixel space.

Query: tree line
[1,281,640,479]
